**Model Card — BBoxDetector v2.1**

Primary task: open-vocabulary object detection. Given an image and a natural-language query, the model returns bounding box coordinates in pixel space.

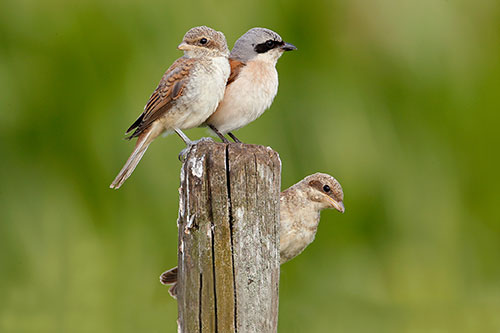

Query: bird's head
[178,26,229,58]
[230,27,296,64]
[300,173,345,213]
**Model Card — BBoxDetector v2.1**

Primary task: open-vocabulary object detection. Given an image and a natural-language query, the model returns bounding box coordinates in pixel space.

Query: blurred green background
[1,0,500,332]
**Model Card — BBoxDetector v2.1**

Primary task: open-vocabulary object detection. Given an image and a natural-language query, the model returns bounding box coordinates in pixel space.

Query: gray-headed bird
[205,27,296,142]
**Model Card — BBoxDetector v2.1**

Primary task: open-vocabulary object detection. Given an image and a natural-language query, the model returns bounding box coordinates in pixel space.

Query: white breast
[206,60,279,134]
[172,56,230,130]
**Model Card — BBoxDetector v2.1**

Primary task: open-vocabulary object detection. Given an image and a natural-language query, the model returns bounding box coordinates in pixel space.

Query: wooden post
[176,140,281,333]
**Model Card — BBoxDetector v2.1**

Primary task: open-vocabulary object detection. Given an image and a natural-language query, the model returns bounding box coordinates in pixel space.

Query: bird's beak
[280,42,297,51]
[327,197,345,213]
[177,42,191,51]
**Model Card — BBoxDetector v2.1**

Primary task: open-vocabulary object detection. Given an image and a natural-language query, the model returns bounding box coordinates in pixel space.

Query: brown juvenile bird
[204,27,296,142]
[161,172,344,298]
[110,26,230,189]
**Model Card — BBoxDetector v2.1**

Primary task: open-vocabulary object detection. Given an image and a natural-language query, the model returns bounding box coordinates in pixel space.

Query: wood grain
[177,140,281,333]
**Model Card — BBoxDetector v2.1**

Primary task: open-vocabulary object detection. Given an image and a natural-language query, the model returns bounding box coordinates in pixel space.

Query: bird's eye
[200,38,208,45]
[323,185,331,192]
[254,40,278,53]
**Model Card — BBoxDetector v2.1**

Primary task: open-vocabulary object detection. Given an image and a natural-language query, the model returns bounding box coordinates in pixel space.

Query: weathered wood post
[176,140,281,332]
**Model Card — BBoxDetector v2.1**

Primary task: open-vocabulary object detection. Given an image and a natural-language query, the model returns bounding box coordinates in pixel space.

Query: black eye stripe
[254,39,284,53]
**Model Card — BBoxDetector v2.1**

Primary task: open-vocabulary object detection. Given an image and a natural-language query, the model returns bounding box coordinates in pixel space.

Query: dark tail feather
[160,266,178,299]
[110,129,152,189]
[160,266,178,284]
[168,283,178,299]
[126,113,144,135]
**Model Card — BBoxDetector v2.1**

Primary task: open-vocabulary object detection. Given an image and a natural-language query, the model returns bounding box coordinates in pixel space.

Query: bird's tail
[160,266,178,299]
[110,128,154,189]
[168,283,178,299]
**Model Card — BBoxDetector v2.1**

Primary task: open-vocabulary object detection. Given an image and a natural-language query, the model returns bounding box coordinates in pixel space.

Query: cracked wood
[176,140,281,333]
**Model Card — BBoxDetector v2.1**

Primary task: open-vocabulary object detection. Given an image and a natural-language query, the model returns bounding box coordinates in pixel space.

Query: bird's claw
[178,137,215,162]
[178,147,190,162]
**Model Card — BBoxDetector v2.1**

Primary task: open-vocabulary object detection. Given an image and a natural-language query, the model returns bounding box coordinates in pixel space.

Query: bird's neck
[283,187,322,229]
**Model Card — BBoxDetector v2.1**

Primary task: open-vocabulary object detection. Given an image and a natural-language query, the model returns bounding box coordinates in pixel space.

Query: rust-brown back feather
[126,57,196,139]
[226,58,246,86]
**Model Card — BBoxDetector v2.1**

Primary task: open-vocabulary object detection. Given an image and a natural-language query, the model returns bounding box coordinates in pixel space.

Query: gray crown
[230,28,283,62]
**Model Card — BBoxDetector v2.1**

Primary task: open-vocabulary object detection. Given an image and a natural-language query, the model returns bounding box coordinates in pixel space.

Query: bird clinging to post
[279,172,344,263]
[110,26,230,189]
[161,172,344,298]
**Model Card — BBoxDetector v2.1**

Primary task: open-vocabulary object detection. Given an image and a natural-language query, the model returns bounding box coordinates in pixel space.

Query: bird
[109,26,230,189]
[160,172,344,298]
[204,27,296,143]
[279,173,344,263]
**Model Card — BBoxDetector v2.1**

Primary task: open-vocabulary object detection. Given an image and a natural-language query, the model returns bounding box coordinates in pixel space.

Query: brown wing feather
[126,57,195,138]
[226,59,246,86]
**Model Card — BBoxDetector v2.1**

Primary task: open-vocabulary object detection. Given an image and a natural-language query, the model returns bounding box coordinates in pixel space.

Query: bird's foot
[208,124,230,143]
[178,137,215,162]
[228,132,242,143]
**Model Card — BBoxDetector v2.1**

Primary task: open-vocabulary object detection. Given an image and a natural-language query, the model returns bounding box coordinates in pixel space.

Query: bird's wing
[226,59,246,86]
[126,57,196,138]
